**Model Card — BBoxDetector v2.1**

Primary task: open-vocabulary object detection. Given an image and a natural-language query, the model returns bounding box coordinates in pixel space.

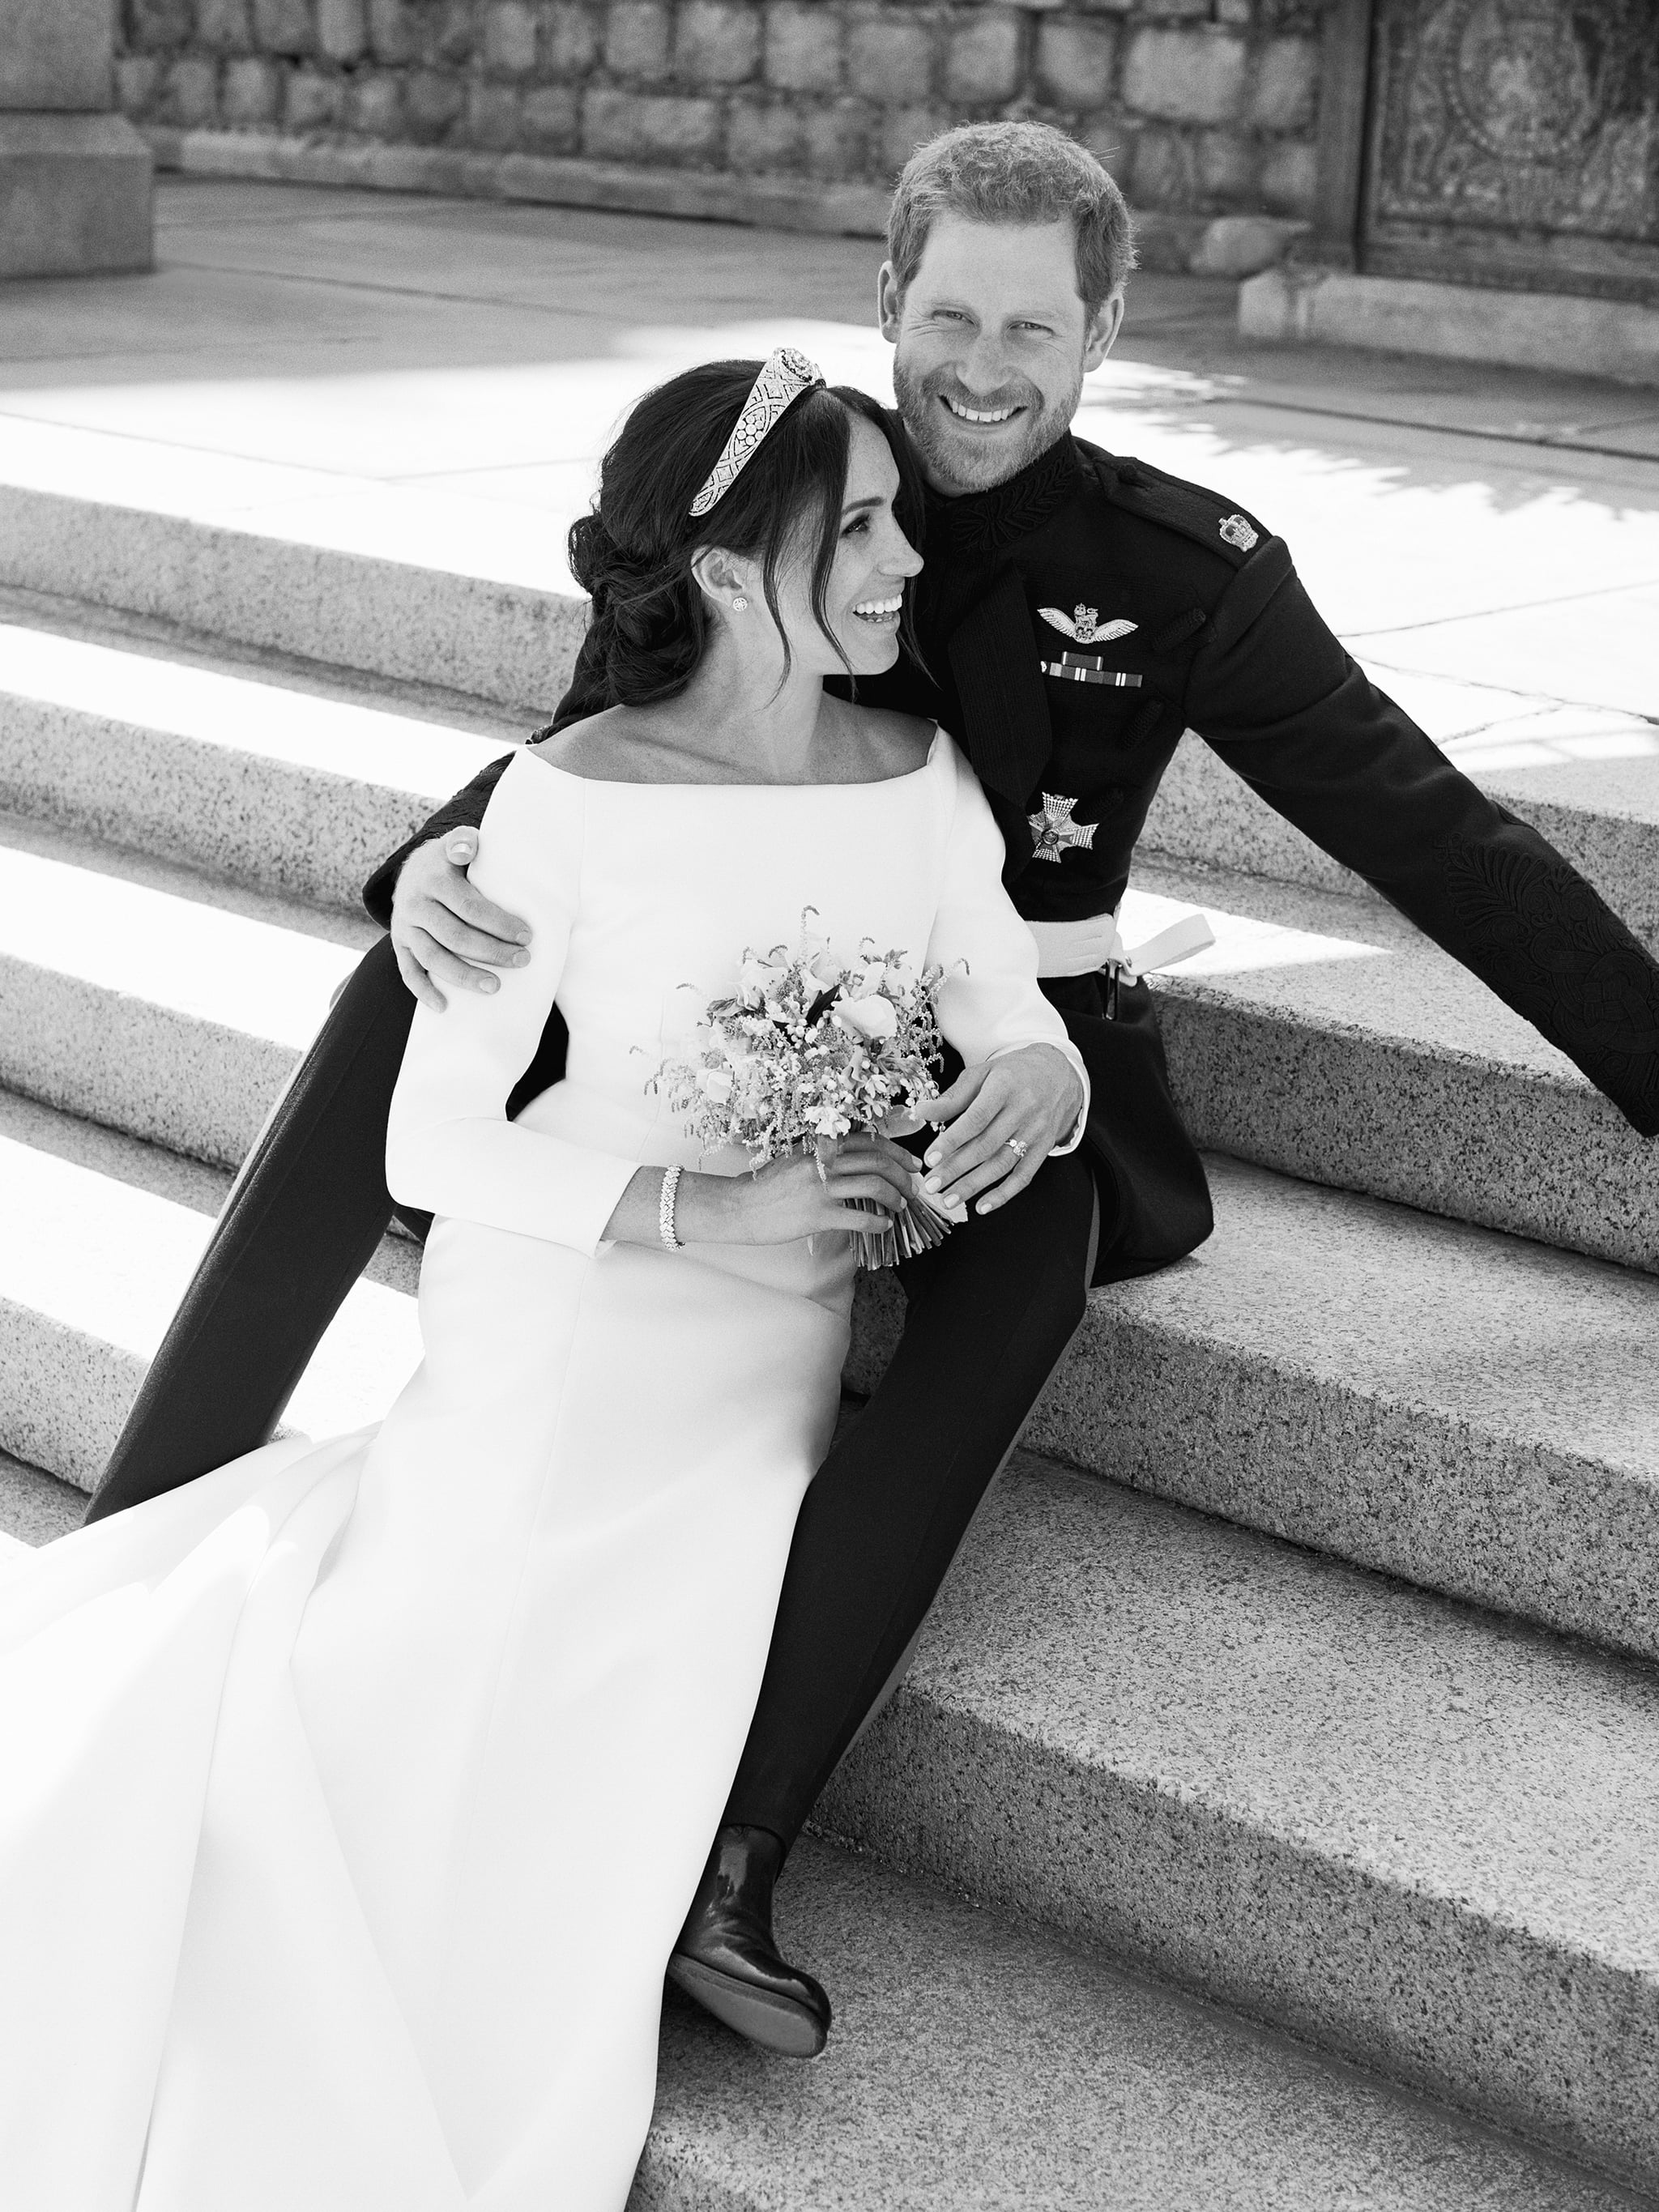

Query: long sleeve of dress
[384,753,641,1255]
[928,737,1090,1150]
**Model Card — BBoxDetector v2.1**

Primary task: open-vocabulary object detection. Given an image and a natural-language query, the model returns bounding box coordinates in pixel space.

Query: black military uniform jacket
[367,432,1659,1282]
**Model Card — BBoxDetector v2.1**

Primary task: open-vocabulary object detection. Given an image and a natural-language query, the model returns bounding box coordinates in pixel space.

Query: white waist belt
[1027,907,1215,982]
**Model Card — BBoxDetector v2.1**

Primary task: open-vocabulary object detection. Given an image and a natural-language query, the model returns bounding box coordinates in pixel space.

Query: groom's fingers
[394,940,448,1012]
[429,879,533,965]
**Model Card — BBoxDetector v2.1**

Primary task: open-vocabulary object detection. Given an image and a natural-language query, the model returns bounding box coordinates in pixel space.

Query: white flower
[809,951,845,987]
[697,1065,734,1103]
[834,994,898,1042]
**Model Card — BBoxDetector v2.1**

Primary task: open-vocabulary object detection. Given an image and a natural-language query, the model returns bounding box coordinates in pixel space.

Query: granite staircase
[2,459,1658,2211]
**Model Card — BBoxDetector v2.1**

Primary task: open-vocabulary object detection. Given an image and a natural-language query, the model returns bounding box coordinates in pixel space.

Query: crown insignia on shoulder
[1219,514,1259,552]
[1038,604,1137,646]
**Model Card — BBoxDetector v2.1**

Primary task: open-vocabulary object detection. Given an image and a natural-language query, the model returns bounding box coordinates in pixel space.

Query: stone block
[221,53,283,121]
[603,0,672,78]
[252,0,315,55]
[847,14,932,106]
[545,3,600,76]
[1122,26,1245,126]
[1214,0,1251,18]
[195,0,255,58]
[160,53,221,123]
[1260,133,1314,215]
[764,3,840,95]
[582,84,721,162]
[880,100,947,173]
[1189,210,1301,276]
[316,0,369,62]
[403,65,465,136]
[115,54,165,113]
[1239,266,1659,390]
[465,78,522,146]
[1034,19,1115,109]
[367,0,415,62]
[0,114,152,276]
[284,64,344,127]
[727,93,802,170]
[126,0,195,55]
[345,65,403,133]
[427,0,476,64]
[1249,34,1316,133]
[674,1,760,87]
[1127,121,1195,209]
[1,0,117,106]
[802,94,869,179]
[520,80,579,147]
[484,0,539,74]
[942,11,1021,106]
[1196,124,1256,200]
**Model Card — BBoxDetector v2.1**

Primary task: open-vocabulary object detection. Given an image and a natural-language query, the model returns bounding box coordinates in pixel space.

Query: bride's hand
[681,1136,919,1246]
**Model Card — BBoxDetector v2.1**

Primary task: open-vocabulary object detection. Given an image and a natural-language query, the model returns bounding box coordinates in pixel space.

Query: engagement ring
[1006,1137,1030,1161]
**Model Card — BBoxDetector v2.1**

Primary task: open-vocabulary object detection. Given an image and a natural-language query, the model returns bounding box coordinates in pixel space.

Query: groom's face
[878,214,1122,496]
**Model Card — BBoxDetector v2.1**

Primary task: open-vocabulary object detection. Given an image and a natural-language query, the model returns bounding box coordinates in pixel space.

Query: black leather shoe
[667,1824,831,2057]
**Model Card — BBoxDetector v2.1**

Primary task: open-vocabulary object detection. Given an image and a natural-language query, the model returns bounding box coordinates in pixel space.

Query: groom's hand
[390,830,533,1011]
[919,1046,1084,1215]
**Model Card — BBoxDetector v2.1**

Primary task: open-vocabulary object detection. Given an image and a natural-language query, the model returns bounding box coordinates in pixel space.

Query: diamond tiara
[688,347,826,519]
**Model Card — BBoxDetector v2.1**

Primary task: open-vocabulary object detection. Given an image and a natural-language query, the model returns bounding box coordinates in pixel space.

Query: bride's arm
[919,742,1089,1212]
[383,754,646,1253]
[925,742,1089,1130]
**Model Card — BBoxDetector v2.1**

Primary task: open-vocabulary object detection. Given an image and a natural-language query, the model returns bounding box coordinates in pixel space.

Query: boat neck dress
[0,730,1085,2212]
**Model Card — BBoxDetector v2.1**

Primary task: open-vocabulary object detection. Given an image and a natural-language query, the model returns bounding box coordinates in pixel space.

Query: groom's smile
[878,212,1124,497]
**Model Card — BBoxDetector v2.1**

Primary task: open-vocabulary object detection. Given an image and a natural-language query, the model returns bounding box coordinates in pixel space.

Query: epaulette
[1077,440,1269,571]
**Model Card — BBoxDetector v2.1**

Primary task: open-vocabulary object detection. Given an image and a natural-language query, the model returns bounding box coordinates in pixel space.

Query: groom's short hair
[887,122,1135,315]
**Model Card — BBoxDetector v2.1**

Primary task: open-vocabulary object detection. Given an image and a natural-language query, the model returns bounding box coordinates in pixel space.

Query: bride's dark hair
[566,360,923,706]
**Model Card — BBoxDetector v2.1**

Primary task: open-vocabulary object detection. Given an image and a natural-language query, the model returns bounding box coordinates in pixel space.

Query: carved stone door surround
[1311,0,1659,305]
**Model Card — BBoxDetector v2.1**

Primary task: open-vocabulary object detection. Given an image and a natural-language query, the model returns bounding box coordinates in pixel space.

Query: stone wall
[113,0,1325,257]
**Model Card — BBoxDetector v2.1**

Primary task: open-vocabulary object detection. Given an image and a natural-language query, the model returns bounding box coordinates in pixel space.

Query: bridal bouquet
[655,912,960,1270]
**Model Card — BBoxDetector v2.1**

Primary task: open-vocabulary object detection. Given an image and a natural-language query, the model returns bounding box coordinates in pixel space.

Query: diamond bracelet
[659,1164,683,1253]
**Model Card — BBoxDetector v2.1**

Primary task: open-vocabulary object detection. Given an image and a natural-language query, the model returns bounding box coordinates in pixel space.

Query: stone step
[0,588,517,909]
[816,1454,1659,2197]
[639,1839,1647,2212]
[0,1086,419,1490]
[0,416,586,713]
[0,810,369,1166]
[851,1147,1659,1666]
[1141,723,1659,955]
[1123,863,1659,1275]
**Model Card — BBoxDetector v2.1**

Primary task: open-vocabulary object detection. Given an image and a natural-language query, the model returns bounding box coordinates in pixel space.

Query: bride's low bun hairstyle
[567,360,923,708]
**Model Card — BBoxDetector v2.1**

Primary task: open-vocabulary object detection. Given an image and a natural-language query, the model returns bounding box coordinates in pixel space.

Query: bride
[0,350,1085,2210]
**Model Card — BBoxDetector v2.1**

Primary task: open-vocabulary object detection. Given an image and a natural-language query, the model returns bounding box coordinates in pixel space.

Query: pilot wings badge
[1038,604,1137,646]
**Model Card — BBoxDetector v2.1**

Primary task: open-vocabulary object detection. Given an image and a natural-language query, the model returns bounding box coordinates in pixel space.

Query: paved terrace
[2,174,1657,787]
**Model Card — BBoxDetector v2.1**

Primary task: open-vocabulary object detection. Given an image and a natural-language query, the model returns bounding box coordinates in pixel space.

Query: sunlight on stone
[1118,888,1388,978]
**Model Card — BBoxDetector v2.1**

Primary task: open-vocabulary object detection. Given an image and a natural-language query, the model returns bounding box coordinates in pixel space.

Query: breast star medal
[1036,604,1142,688]
[1028,791,1098,864]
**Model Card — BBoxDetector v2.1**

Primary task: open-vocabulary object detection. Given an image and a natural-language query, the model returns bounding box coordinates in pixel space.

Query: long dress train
[0,731,1085,2210]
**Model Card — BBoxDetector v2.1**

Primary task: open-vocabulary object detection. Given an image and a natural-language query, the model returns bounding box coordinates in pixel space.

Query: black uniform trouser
[722,1143,1097,1849]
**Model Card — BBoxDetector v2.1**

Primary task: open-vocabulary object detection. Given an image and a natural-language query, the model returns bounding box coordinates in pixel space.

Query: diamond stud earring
[731,595,749,612]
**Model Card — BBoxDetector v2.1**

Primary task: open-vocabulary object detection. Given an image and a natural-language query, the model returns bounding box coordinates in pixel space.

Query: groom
[92,123,1659,2052]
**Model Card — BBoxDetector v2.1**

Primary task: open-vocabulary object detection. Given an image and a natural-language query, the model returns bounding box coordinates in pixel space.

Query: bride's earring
[731,595,748,612]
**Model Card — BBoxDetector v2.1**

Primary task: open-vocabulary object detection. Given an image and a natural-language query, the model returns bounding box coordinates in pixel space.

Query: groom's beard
[893,357,1081,497]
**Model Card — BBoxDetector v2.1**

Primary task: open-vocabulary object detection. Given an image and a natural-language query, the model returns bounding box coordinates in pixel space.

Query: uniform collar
[925,433,1084,556]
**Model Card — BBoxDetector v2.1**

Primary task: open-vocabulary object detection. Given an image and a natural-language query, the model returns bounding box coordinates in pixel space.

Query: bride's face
[775,414,923,678]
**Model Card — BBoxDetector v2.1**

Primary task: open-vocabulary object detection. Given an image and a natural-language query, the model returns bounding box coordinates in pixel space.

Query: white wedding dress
[0,731,1084,2212]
